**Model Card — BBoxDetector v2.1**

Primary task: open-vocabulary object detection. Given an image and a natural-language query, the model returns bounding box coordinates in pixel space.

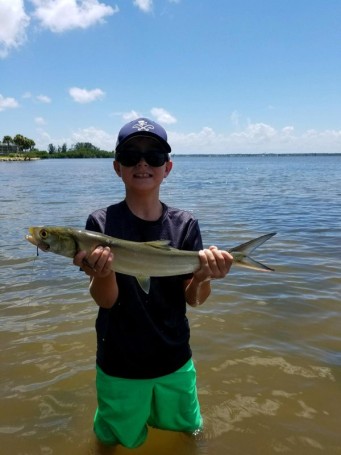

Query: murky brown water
[1,156,340,454]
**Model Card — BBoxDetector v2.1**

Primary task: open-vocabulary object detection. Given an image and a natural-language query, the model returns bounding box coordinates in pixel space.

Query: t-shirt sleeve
[85,213,103,233]
[85,215,97,231]
[182,219,204,252]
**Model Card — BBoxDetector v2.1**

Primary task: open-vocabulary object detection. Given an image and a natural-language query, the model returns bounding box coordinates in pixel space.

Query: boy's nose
[137,157,148,165]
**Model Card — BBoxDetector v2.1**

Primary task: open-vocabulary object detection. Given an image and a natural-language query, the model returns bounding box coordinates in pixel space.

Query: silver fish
[26,226,276,293]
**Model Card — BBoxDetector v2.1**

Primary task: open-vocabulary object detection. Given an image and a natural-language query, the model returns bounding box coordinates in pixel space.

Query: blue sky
[1,0,341,154]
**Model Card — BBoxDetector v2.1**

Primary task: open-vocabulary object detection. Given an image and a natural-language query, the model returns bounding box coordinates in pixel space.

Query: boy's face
[113,137,172,193]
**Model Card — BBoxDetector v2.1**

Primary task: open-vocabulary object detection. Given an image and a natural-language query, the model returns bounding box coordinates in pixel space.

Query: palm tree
[3,135,13,145]
[13,134,26,153]
[2,136,13,154]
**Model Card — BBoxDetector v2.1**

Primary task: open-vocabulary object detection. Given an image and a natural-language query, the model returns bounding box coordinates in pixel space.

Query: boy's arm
[73,247,119,309]
[185,247,233,307]
[184,275,212,307]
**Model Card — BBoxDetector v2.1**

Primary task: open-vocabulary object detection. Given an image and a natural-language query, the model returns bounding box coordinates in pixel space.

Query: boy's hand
[194,246,233,283]
[73,246,114,279]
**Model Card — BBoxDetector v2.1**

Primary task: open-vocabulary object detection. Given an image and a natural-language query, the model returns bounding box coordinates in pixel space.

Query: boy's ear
[164,160,173,178]
[113,160,121,177]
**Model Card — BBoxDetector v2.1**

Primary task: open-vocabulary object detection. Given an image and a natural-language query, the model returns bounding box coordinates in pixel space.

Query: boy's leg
[94,366,153,448]
[148,359,203,433]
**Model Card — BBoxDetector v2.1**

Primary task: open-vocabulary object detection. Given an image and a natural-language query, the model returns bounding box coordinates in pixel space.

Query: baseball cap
[115,118,171,153]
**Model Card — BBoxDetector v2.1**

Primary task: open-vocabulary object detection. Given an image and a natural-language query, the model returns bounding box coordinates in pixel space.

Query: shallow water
[1,155,340,454]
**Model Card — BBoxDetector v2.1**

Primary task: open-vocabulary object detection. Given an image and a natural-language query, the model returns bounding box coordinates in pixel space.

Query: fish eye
[40,229,48,239]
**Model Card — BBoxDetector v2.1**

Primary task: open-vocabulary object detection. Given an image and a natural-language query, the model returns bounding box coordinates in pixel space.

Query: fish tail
[234,255,275,272]
[229,232,276,272]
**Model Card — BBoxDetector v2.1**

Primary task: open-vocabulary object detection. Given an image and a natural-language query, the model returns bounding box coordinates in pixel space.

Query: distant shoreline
[0,156,41,162]
[173,153,341,157]
[0,152,340,162]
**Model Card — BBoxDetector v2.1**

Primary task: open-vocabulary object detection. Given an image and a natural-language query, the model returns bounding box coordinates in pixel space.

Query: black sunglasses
[116,150,169,167]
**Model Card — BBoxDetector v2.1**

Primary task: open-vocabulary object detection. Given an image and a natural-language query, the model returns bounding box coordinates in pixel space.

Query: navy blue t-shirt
[85,200,203,379]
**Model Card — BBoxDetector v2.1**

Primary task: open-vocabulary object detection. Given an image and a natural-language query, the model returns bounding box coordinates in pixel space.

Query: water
[1,156,340,454]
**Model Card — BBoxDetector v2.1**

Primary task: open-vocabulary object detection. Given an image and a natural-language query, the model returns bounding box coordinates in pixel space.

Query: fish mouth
[25,234,50,252]
[26,234,37,246]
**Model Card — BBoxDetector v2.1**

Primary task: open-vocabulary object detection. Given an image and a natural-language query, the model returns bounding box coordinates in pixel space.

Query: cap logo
[132,120,155,132]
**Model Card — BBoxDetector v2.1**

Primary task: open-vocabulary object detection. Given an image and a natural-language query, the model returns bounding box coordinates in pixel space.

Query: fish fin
[229,232,276,255]
[234,256,275,272]
[136,276,151,294]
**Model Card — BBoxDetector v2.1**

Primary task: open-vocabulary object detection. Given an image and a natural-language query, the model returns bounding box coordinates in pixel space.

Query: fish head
[26,226,77,258]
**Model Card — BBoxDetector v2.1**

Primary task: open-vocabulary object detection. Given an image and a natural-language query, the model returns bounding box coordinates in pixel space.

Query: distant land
[173,153,341,157]
[0,152,340,162]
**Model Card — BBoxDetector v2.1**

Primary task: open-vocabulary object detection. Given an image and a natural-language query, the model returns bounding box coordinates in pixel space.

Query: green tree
[2,135,14,153]
[13,134,25,152]
[57,143,68,153]
[26,139,35,151]
[3,135,13,146]
[13,134,35,152]
[73,142,99,151]
[48,143,56,154]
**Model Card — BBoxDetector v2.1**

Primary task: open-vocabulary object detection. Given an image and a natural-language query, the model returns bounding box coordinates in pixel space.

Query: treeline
[45,142,114,158]
[28,149,114,159]
[1,135,113,158]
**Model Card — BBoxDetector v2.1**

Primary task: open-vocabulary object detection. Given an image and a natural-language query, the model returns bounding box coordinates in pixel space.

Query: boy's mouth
[134,173,152,178]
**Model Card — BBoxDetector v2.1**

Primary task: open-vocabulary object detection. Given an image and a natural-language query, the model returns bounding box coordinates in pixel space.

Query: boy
[74,118,233,448]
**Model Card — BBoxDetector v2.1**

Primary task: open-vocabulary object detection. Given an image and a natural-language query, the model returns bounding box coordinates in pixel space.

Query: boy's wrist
[191,275,210,286]
[92,270,115,281]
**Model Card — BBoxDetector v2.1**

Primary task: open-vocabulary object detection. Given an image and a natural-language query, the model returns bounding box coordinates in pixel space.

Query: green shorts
[94,359,203,448]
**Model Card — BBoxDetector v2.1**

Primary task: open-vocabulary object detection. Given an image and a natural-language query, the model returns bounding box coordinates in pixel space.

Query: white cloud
[168,123,341,154]
[282,126,294,135]
[31,0,118,33]
[34,126,115,151]
[0,0,30,58]
[35,122,341,153]
[232,122,277,144]
[119,109,177,125]
[35,116,46,125]
[69,87,105,103]
[36,94,52,103]
[133,0,153,13]
[122,110,141,121]
[169,127,220,152]
[71,126,115,150]
[34,128,54,149]
[33,113,341,153]
[150,107,177,125]
[0,94,19,111]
